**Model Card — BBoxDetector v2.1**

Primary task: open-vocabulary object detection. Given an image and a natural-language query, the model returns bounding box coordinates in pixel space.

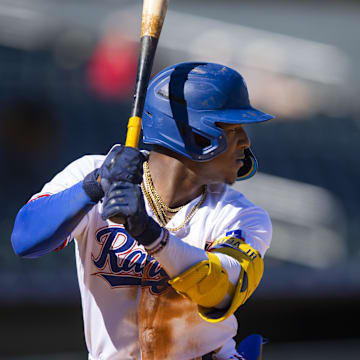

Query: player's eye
[226,127,240,134]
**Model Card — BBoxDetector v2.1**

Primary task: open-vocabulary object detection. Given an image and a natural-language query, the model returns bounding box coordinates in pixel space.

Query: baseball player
[11,62,273,360]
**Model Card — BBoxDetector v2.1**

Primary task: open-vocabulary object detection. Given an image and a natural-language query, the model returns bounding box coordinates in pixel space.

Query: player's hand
[99,145,145,192]
[102,180,161,246]
[82,145,145,203]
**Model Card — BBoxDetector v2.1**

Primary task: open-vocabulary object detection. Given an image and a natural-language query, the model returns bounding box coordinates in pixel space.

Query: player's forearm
[11,181,95,258]
[147,232,208,276]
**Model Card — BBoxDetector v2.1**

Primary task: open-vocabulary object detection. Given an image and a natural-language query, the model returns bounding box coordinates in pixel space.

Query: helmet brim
[202,106,274,124]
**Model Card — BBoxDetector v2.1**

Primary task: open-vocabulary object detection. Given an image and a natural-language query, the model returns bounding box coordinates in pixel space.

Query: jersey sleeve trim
[27,193,52,204]
[55,234,72,252]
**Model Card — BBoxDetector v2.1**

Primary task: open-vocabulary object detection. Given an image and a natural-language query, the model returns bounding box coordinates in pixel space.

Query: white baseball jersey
[30,154,272,360]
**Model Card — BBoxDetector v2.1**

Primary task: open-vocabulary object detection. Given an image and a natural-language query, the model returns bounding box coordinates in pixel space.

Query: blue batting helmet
[142,62,274,180]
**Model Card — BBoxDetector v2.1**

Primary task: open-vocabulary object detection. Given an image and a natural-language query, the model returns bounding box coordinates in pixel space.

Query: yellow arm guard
[169,252,235,309]
[206,236,264,322]
[169,236,263,323]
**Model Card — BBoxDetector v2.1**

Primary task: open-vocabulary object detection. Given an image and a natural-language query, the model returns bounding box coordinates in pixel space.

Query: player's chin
[223,171,238,185]
[224,179,236,185]
[224,163,243,184]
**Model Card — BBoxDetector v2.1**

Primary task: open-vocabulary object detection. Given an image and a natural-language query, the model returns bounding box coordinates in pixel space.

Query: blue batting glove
[101,180,162,246]
[82,145,145,203]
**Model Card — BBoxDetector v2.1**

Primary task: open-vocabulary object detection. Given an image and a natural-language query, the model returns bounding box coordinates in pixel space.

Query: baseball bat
[109,0,168,224]
[125,0,169,148]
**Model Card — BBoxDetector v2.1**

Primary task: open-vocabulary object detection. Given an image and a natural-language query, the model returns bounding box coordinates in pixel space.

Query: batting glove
[101,180,162,246]
[82,145,145,203]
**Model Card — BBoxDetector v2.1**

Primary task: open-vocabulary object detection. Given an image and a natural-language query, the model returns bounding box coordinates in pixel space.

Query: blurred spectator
[87,34,137,100]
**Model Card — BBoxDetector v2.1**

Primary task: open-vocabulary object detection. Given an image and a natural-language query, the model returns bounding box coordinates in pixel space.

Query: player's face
[190,123,251,185]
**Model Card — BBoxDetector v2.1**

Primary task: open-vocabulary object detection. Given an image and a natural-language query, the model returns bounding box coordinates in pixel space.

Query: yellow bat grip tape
[125,116,142,148]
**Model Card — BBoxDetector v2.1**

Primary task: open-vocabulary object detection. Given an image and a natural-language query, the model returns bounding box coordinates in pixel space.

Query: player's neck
[147,149,206,209]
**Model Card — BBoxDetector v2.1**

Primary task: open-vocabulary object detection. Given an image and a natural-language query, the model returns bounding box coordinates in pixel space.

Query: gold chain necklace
[143,161,185,213]
[141,161,207,232]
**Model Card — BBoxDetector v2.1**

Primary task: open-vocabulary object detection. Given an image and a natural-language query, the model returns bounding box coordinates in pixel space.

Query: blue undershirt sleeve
[11,181,96,258]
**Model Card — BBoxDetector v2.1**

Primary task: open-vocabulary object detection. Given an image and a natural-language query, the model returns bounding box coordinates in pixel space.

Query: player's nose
[237,127,251,149]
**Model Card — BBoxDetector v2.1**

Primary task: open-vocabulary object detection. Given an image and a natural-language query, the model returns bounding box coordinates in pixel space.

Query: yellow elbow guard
[203,236,264,322]
[169,236,264,323]
[168,252,235,309]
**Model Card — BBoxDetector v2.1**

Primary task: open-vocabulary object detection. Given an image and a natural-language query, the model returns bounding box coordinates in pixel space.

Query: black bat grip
[131,36,159,118]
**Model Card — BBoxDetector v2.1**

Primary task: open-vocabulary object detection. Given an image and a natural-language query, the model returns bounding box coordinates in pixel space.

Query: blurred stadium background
[0,0,359,358]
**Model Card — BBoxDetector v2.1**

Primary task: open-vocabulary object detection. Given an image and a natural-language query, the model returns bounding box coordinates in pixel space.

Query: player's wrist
[82,168,104,203]
[144,228,169,256]
[126,215,162,247]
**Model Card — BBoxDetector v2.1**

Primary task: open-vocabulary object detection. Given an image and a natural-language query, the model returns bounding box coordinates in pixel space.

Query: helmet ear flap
[237,148,258,181]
